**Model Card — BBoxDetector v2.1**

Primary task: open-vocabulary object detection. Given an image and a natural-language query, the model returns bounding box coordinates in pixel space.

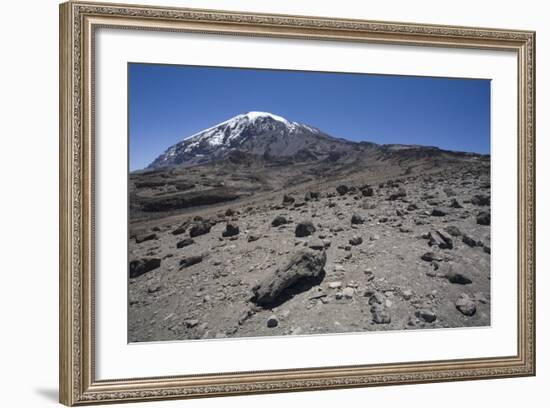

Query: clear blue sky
[129,63,490,170]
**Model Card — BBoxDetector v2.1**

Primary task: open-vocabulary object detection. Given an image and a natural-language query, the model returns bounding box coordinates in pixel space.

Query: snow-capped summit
[147,111,340,169]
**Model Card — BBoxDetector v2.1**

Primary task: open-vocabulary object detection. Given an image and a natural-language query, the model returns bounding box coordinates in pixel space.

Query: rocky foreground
[128,162,490,342]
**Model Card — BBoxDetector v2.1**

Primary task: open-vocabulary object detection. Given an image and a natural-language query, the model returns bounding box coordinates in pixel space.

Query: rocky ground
[128,160,491,342]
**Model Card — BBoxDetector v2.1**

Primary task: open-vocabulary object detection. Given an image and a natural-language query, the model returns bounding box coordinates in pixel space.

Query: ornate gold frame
[59,1,536,405]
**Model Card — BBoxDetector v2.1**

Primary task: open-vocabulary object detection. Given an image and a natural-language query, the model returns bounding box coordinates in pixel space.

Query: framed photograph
[59,1,536,405]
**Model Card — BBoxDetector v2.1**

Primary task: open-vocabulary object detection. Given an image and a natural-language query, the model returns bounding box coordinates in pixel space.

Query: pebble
[267,315,279,328]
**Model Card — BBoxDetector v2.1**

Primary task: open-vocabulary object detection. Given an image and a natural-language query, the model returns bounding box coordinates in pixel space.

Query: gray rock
[477,211,491,225]
[328,281,342,289]
[471,194,490,206]
[282,194,295,205]
[308,238,326,251]
[416,309,437,323]
[444,225,462,237]
[443,263,473,284]
[428,230,453,249]
[135,233,158,243]
[462,234,477,247]
[336,185,349,195]
[361,186,374,197]
[176,238,194,248]
[455,294,477,316]
[349,235,363,246]
[267,315,279,328]
[351,213,364,225]
[449,198,463,208]
[421,252,441,262]
[184,319,199,328]
[171,223,188,235]
[247,234,261,242]
[129,258,161,278]
[389,188,407,201]
[295,221,316,237]
[251,248,326,306]
[371,304,391,324]
[222,223,240,237]
[179,255,204,269]
[189,221,211,237]
[430,208,447,217]
[271,215,289,227]
[342,287,355,298]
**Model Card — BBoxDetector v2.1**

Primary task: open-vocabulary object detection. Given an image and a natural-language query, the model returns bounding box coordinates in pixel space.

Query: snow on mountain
[147,112,341,169]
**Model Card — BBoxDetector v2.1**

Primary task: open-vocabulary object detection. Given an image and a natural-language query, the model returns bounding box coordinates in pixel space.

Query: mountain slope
[147,112,355,169]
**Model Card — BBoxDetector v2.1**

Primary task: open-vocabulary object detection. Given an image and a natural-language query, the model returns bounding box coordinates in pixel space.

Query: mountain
[147,112,357,169]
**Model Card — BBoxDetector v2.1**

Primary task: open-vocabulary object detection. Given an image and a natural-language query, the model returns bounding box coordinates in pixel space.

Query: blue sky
[129,63,490,170]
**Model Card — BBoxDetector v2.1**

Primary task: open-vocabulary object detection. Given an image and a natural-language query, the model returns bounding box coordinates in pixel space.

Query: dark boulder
[336,185,349,195]
[471,194,490,206]
[222,223,240,237]
[351,213,365,225]
[189,221,211,237]
[129,258,161,278]
[251,249,326,306]
[176,238,194,248]
[389,188,407,201]
[135,233,157,244]
[179,255,204,269]
[477,211,491,226]
[295,221,316,237]
[430,208,447,217]
[271,215,289,227]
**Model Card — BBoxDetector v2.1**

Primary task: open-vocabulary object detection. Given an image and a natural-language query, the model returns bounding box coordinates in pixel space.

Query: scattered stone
[251,248,326,306]
[444,225,462,237]
[368,291,385,305]
[361,186,374,197]
[462,234,477,247]
[471,194,490,206]
[443,263,473,284]
[179,255,204,269]
[176,238,194,248]
[267,315,279,328]
[449,198,463,208]
[483,245,491,254]
[351,213,364,225]
[328,281,342,289]
[407,203,418,211]
[225,208,236,216]
[129,258,161,278]
[295,221,316,237]
[342,287,355,298]
[308,238,326,251]
[421,252,441,262]
[247,234,260,242]
[349,235,363,246]
[428,230,453,249]
[271,215,289,227]
[184,319,199,328]
[282,194,295,205]
[389,188,407,201]
[455,294,477,316]
[189,221,211,237]
[222,223,240,237]
[135,233,157,243]
[402,289,413,300]
[477,211,491,226]
[371,304,391,324]
[336,185,349,195]
[171,223,187,235]
[416,309,437,323]
[430,208,447,217]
